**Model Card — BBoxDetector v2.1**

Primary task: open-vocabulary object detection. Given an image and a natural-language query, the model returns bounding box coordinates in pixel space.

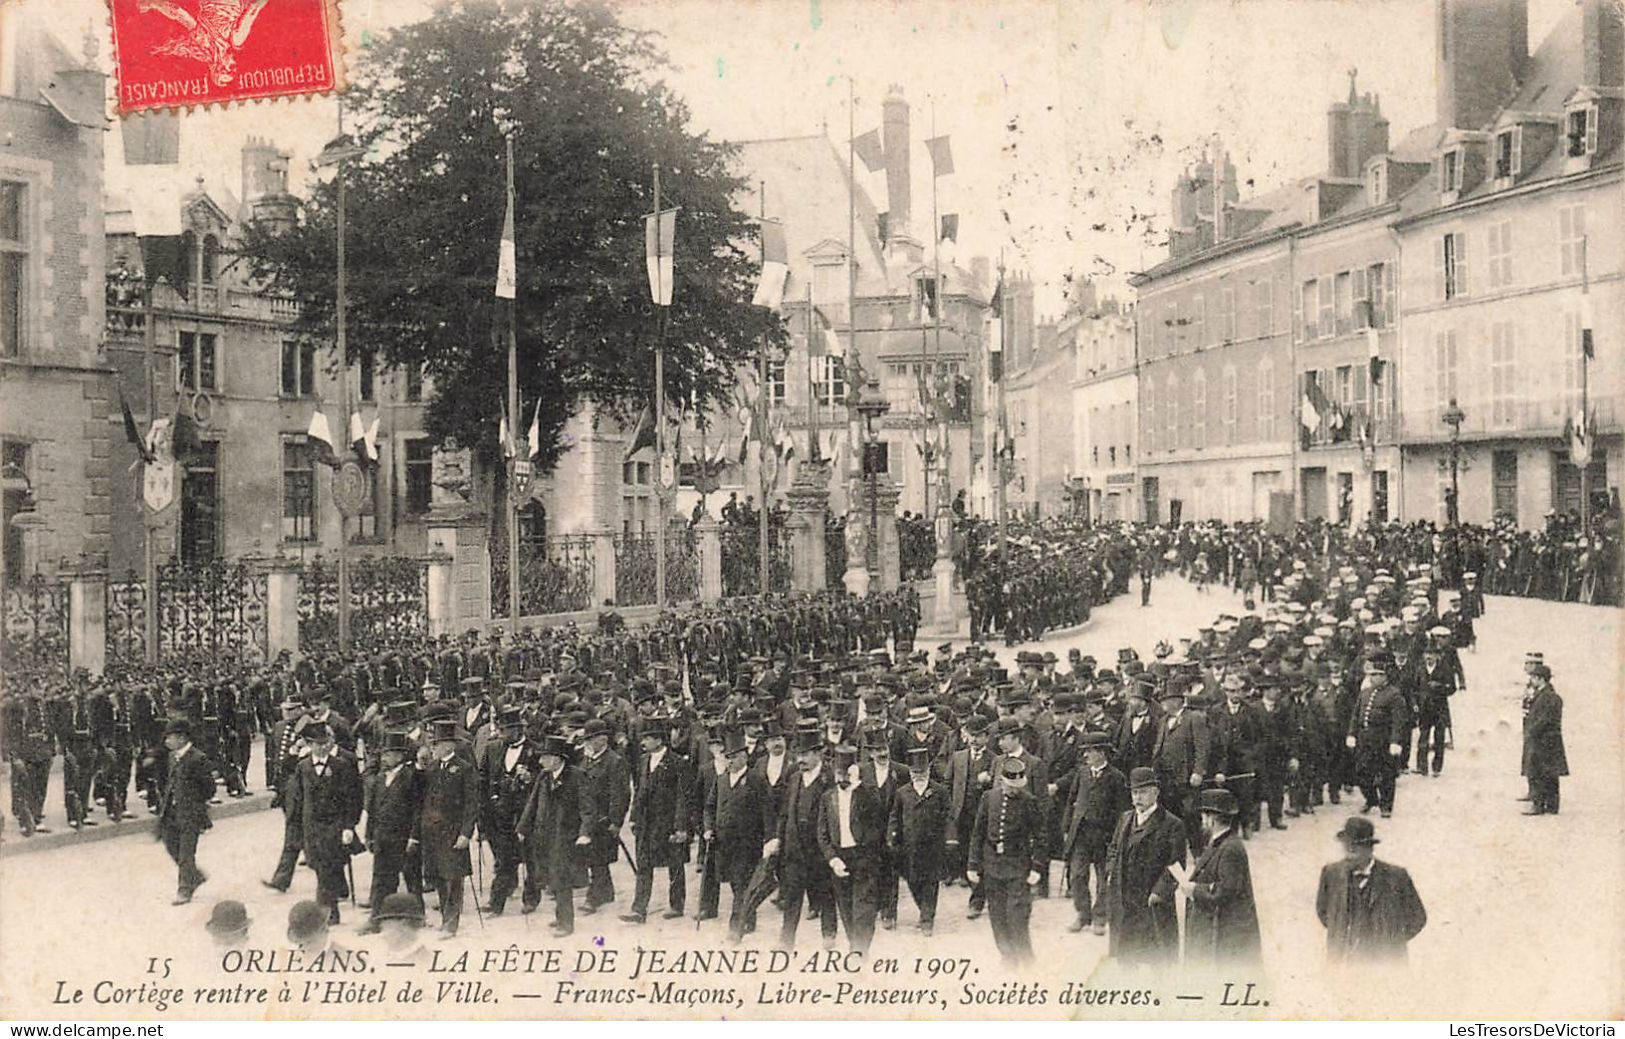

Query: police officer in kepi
[966,756,1046,965]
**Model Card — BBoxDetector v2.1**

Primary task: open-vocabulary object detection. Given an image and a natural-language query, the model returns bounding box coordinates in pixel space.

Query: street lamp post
[854,378,891,581]
[1441,397,1466,584]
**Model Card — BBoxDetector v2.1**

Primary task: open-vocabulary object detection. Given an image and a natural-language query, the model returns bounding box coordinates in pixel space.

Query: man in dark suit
[1315,817,1426,961]
[359,730,424,934]
[767,723,837,948]
[478,707,536,915]
[293,722,364,923]
[967,757,1047,965]
[1208,676,1263,837]
[1106,766,1187,964]
[1113,680,1159,774]
[888,746,949,934]
[752,722,795,835]
[1177,788,1260,964]
[860,727,904,929]
[817,744,885,953]
[1346,653,1410,817]
[1521,664,1568,815]
[52,687,99,830]
[706,729,774,941]
[576,718,632,914]
[157,719,215,905]
[1416,646,1457,778]
[1151,686,1211,850]
[416,719,477,938]
[944,716,996,910]
[1061,731,1129,935]
[518,733,585,936]
[623,717,692,924]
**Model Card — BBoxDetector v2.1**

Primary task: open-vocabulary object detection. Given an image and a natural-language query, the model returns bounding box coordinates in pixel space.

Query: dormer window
[1567,105,1598,157]
[1494,127,1521,181]
[1367,161,1386,206]
[916,275,940,319]
[1440,148,1463,193]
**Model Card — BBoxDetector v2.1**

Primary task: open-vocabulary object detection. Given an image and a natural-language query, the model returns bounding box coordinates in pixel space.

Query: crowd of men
[0,514,1583,968]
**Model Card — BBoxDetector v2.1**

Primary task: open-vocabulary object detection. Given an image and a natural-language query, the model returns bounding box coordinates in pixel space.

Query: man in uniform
[1346,652,1409,818]
[967,757,1046,965]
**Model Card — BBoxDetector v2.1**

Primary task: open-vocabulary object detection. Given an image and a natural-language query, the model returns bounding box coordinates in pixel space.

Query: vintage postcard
[0,0,1621,1025]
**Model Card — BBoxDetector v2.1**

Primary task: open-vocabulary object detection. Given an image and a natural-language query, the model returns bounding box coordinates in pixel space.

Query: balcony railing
[1398,393,1620,441]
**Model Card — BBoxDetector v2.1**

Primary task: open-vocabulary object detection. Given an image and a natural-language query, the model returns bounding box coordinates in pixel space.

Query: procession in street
[2,0,1622,1025]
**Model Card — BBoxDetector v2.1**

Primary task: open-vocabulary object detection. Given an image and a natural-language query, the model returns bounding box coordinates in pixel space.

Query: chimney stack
[1436,0,1529,130]
[882,85,913,239]
[1327,72,1391,178]
[1581,0,1624,86]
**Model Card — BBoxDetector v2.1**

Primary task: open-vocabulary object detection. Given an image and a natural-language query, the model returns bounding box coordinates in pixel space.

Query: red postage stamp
[106,0,344,114]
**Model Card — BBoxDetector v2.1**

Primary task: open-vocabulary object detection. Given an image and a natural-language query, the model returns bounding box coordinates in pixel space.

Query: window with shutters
[177,330,219,392]
[0,180,26,359]
[1367,263,1387,327]
[1440,148,1463,192]
[1191,369,1207,449]
[1558,204,1587,276]
[1434,331,1458,412]
[1256,359,1275,441]
[1440,232,1468,300]
[1490,322,1517,426]
[767,357,786,404]
[405,438,433,514]
[1300,280,1318,340]
[1487,220,1514,289]
[1334,271,1353,335]
[1143,379,1157,454]
[1166,372,1180,451]
[1494,127,1521,180]
[1255,277,1272,337]
[1566,105,1598,157]
[1368,161,1386,206]
[1221,366,1238,445]
[1318,278,1334,339]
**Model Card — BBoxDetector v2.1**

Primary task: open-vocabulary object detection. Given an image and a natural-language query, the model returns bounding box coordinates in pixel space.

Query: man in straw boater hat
[1314,816,1427,962]
[1176,788,1260,965]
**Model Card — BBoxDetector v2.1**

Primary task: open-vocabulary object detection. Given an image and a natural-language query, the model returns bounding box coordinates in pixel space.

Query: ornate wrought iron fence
[825,514,848,589]
[299,557,428,652]
[899,515,938,581]
[615,530,699,607]
[156,560,268,665]
[1,572,69,675]
[106,569,148,667]
[299,555,430,653]
[721,523,790,598]
[667,529,699,603]
[490,534,596,616]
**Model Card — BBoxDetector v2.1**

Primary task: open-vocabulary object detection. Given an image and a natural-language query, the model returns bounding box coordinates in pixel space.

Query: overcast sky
[42,0,1568,315]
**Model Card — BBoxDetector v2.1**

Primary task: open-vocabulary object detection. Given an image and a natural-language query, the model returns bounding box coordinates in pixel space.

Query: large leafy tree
[240,0,776,470]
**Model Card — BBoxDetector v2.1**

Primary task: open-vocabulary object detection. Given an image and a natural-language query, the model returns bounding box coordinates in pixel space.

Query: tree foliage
[239,0,778,469]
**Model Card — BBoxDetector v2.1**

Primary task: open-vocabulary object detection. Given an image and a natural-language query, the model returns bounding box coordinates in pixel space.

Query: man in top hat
[766,721,838,948]
[860,726,904,929]
[1114,677,1160,774]
[706,728,774,941]
[157,718,216,905]
[622,715,692,925]
[1151,682,1211,850]
[417,718,478,938]
[518,733,586,936]
[1520,663,1568,816]
[359,730,425,934]
[888,745,949,935]
[1061,731,1129,935]
[292,721,364,924]
[967,757,1046,964]
[693,723,730,922]
[817,743,886,953]
[1346,653,1410,817]
[1315,817,1426,961]
[575,717,631,915]
[1176,788,1260,965]
[1105,766,1186,964]
[478,707,537,916]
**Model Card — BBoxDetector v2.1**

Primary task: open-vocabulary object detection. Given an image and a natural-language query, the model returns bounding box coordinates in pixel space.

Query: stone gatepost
[786,461,831,593]
[426,505,492,635]
[425,552,455,638]
[591,530,618,609]
[261,556,302,660]
[873,477,902,592]
[697,518,723,602]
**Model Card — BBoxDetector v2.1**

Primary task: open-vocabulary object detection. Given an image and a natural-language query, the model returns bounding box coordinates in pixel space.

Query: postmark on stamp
[107,0,344,114]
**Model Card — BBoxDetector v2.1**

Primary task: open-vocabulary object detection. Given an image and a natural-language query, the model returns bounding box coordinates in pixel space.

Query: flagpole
[654,162,668,609]
[505,134,521,634]
[930,98,949,528]
[335,99,352,653]
[996,251,1008,576]
[142,255,159,665]
[758,182,770,596]
[1579,234,1590,541]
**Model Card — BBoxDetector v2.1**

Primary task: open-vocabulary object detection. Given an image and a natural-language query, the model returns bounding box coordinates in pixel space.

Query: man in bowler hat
[157,718,215,905]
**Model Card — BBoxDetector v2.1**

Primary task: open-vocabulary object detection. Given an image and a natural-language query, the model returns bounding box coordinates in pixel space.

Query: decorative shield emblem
[513,458,534,499]
[333,459,370,517]
[658,454,676,492]
[143,460,176,517]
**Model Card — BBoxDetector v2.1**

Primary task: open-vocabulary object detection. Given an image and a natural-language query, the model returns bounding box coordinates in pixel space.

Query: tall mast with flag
[645,165,678,606]
[925,102,955,544]
[497,132,521,632]
[750,182,783,594]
